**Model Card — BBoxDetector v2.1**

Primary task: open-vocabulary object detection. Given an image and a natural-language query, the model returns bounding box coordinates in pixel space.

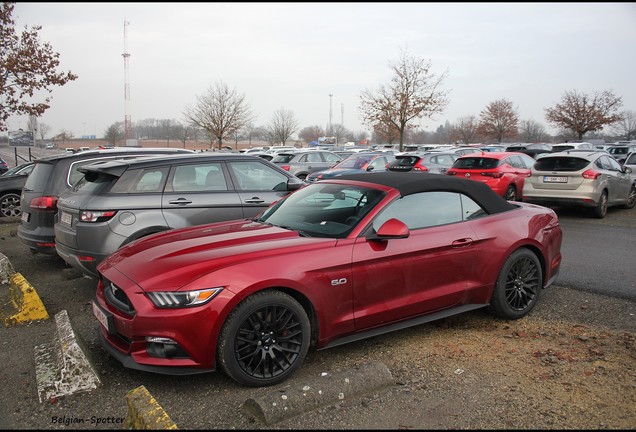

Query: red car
[93,172,562,387]
[446,152,536,201]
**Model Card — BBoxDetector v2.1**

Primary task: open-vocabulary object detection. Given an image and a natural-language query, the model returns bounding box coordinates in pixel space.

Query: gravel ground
[0,216,635,429]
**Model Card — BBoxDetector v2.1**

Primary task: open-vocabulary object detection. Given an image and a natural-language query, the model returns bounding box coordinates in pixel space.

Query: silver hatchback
[54,153,304,277]
[522,150,635,218]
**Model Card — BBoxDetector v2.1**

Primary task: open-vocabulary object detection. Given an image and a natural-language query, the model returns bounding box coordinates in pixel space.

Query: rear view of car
[522,151,635,218]
[54,153,304,277]
[18,147,194,255]
[446,152,534,201]
[387,152,457,174]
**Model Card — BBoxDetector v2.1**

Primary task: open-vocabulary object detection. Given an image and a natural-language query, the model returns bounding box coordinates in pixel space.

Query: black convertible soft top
[332,171,517,215]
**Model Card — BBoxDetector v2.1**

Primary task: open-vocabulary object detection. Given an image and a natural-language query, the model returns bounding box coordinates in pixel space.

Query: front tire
[488,248,542,320]
[217,290,310,387]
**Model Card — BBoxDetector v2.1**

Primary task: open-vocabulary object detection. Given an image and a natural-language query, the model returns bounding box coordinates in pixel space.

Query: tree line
[2,2,635,150]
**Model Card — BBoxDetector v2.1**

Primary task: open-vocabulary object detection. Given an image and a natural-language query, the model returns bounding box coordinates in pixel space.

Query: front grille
[102,277,136,315]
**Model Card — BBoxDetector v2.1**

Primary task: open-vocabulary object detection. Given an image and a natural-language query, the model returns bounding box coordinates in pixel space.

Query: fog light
[145,337,189,359]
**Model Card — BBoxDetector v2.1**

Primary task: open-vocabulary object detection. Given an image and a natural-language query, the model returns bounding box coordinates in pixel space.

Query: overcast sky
[7,2,636,139]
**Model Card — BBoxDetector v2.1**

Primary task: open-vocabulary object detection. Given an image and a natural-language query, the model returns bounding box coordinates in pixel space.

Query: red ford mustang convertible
[93,172,562,387]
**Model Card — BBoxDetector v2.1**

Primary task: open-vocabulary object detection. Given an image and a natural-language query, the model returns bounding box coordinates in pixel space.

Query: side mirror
[367,218,410,241]
[623,166,632,174]
[287,178,305,191]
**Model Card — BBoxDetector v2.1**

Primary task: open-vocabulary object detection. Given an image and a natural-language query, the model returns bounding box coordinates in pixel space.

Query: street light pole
[329,94,334,137]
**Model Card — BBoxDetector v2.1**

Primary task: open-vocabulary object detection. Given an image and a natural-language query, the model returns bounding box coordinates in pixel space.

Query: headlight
[146,287,223,308]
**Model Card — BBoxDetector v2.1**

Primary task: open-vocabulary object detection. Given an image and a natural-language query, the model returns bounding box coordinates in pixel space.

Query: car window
[518,154,536,168]
[506,156,524,168]
[169,162,228,192]
[625,153,636,164]
[110,167,170,193]
[322,152,342,163]
[305,153,323,163]
[604,156,622,172]
[373,192,463,230]
[227,160,289,191]
[534,157,589,172]
[453,157,499,169]
[271,154,295,163]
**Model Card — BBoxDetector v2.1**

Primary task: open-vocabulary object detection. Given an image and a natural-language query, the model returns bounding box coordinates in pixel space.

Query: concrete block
[124,385,178,429]
[2,272,49,326]
[243,360,395,425]
[34,310,101,402]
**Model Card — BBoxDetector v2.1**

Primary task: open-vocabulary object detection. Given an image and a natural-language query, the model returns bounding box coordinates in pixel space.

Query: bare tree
[518,119,547,143]
[298,125,325,144]
[37,121,50,141]
[359,48,449,151]
[611,110,636,141]
[267,108,298,146]
[545,89,623,140]
[103,123,123,146]
[477,99,519,143]
[0,2,78,131]
[372,122,400,145]
[450,115,480,145]
[183,80,254,149]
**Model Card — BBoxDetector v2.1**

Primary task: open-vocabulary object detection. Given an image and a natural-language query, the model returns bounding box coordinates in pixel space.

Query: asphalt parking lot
[1,206,635,429]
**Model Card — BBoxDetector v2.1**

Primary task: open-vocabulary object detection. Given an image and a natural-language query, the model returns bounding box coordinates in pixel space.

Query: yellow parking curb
[2,272,49,327]
[124,385,178,430]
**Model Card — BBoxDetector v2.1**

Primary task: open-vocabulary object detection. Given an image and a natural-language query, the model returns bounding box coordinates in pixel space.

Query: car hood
[98,219,334,291]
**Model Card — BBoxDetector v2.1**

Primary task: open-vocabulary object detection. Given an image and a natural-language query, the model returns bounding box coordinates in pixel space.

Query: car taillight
[30,196,58,211]
[480,172,504,178]
[413,161,428,171]
[80,210,117,223]
[582,169,600,180]
[281,165,291,171]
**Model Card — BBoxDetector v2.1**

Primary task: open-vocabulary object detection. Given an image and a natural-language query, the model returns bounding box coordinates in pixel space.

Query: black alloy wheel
[503,185,516,201]
[488,248,542,320]
[218,290,310,387]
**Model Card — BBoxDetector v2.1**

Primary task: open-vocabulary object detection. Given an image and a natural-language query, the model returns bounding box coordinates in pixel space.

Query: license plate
[92,301,110,332]
[543,176,568,183]
[60,211,72,225]
[21,211,29,222]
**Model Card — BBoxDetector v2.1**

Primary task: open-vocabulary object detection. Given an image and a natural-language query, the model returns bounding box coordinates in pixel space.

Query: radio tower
[122,20,131,143]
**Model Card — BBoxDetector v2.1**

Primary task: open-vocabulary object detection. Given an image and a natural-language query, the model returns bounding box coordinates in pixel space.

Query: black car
[505,143,552,159]
[0,161,35,217]
[607,144,636,165]
[18,147,194,255]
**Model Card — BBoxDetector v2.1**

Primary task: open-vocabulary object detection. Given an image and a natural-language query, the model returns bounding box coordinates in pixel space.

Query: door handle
[451,238,473,247]
[168,198,192,205]
[245,197,265,204]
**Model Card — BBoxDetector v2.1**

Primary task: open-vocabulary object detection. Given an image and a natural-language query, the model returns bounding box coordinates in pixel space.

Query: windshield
[256,183,386,238]
[452,157,500,169]
[334,155,375,170]
[608,147,628,155]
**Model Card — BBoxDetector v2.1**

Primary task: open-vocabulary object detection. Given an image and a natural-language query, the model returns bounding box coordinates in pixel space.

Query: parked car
[550,142,596,152]
[522,150,636,218]
[387,152,457,174]
[606,144,636,165]
[54,153,304,277]
[0,161,35,217]
[305,153,395,182]
[270,150,342,180]
[18,147,195,255]
[92,171,563,387]
[623,152,636,182]
[442,146,482,157]
[0,157,8,174]
[446,152,535,200]
[504,143,552,159]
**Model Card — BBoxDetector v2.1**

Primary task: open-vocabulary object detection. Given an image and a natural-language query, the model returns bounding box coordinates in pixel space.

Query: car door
[225,158,295,218]
[350,191,480,330]
[599,156,632,205]
[161,161,243,229]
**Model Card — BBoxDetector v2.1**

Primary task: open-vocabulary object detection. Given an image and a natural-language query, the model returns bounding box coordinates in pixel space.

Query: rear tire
[217,290,310,387]
[488,248,542,320]
[503,185,517,201]
[623,184,636,209]
[0,193,21,218]
[593,191,608,218]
